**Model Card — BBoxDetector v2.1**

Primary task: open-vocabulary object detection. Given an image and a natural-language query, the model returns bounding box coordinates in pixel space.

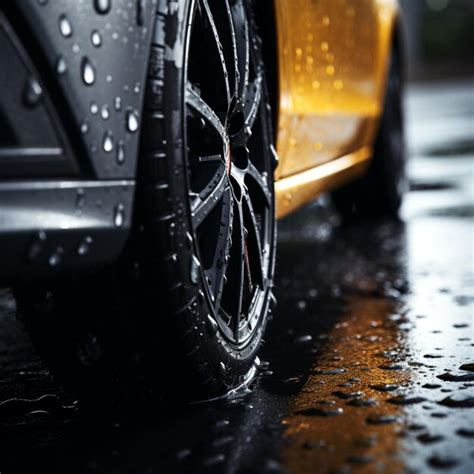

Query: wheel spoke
[243,192,264,289]
[230,75,262,148]
[201,0,231,104]
[245,161,271,207]
[186,84,227,143]
[229,0,250,102]
[220,195,245,342]
[205,189,233,310]
[244,75,262,130]
[191,163,229,227]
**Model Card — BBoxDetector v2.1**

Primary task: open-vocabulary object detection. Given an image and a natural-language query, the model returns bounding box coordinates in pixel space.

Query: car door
[275,0,387,179]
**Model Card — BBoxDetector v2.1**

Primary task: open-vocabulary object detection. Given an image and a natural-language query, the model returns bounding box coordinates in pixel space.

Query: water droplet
[91,30,102,47]
[55,56,67,75]
[296,407,343,417]
[27,231,47,261]
[203,454,226,467]
[332,391,364,400]
[106,75,112,83]
[76,188,85,210]
[347,398,378,407]
[101,105,110,120]
[438,395,474,408]
[90,102,99,114]
[417,433,443,444]
[437,372,474,382]
[94,0,111,15]
[77,236,93,256]
[314,368,346,375]
[58,14,73,38]
[114,96,122,111]
[427,455,458,470]
[114,203,125,227]
[48,247,64,267]
[23,77,43,108]
[457,428,474,438]
[103,131,114,152]
[116,141,125,164]
[126,109,139,133]
[294,334,312,344]
[190,255,200,284]
[133,82,140,94]
[80,122,89,134]
[387,395,426,406]
[207,314,218,336]
[366,414,400,425]
[81,57,96,86]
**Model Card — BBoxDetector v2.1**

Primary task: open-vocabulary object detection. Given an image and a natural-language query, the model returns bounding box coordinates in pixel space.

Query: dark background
[401,0,474,81]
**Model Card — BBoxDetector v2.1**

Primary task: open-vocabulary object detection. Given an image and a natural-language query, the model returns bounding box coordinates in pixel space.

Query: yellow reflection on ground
[282,295,410,473]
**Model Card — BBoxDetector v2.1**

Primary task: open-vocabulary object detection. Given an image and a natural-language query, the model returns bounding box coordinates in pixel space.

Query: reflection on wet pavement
[0,82,473,473]
[278,217,473,474]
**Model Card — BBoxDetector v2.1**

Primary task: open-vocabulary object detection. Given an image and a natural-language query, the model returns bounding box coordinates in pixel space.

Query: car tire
[15,0,277,406]
[331,48,407,220]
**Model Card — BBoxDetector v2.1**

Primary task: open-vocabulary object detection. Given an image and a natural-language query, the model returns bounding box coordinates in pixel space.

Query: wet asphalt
[0,81,473,474]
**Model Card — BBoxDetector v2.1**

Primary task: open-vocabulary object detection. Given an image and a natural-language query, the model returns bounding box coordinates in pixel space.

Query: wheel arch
[254,0,279,145]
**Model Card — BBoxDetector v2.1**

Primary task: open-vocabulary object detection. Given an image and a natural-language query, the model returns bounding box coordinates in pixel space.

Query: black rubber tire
[15,0,277,406]
[331,49,407,220]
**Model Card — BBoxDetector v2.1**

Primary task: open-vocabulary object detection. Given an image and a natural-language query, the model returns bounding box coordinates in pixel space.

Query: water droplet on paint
[23,77,43,108]
[56,56,67,75]
[101,105,110,120]
[114,204,125,227]
[116,141,125,164]
[91,30,102,47]
[94,0,111,15]
[114,96,122,111]
[77,236,93,256]
[81,57,96,85]
[126,109,139,132]
[103,131,114,152]
[48,247,64,267]
[59,14,73,38]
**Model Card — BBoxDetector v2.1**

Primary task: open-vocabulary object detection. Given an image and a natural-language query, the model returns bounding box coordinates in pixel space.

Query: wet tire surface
[0,83,473,474]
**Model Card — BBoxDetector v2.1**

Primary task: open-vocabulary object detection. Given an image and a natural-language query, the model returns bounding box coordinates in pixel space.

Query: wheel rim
[183,0,274,346]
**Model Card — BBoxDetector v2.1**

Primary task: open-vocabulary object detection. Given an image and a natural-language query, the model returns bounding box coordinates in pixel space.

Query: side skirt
[275,147,372,219]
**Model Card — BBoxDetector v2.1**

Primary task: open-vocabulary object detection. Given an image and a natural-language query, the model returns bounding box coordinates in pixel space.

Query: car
[0,0,405,404]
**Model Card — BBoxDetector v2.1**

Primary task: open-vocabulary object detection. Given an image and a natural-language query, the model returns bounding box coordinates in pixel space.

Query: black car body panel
[0,1,159,284]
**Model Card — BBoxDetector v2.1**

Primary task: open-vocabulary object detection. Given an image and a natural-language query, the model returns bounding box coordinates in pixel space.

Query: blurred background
[401,0,474,81]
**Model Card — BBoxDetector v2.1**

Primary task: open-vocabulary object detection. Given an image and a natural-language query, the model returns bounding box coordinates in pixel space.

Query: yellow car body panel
[274,0,400,218]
